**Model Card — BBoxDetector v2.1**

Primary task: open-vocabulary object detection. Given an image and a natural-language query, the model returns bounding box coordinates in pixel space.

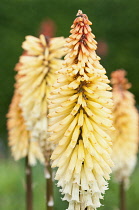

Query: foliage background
[0,0,139,209]
[0,159,139,210]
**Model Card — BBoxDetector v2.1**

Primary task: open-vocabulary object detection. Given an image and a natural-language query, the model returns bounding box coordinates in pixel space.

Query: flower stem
[25,156,33,210]
[45,164,54,210]
[120,180,126,210]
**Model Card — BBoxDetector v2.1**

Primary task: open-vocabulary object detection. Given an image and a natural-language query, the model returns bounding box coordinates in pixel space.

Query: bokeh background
[0,0,139,209]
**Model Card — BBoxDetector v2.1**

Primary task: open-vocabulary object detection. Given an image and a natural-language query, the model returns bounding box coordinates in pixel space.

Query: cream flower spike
[16,34,65,164]
[48,10,114,210]
[7,91,44,165]
[111,69,138,185]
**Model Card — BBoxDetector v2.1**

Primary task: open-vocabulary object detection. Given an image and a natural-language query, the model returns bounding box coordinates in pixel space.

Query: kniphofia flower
[16,35,65,164]
[111,69,138,184]
[7,91,44,165]
[48,10,114,210]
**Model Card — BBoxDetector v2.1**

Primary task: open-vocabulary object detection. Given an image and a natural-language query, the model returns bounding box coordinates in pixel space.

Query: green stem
[45,165,54,210]
[25,156,33,210]
[120,180,126,210]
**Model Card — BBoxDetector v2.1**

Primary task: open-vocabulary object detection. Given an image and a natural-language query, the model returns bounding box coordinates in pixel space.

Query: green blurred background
[0,0,139,209]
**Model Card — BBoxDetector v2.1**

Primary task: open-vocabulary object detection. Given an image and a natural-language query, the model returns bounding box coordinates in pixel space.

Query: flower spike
[7,34,65,166]
[7,91,44,165]
[15,35,65,164]
[48,10,114,210]
[111,69,138,185]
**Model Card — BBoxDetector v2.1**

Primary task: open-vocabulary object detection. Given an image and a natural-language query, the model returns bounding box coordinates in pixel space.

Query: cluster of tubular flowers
[7,34,65,165]
[111,69,138,185]
[48,10,114,210]
[15,35,65,164]
[7,90,44,165]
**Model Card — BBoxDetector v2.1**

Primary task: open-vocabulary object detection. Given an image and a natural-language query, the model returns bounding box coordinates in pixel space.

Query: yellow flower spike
[7,91,44,165]
[48,10,114,209]
[15,34,66,164]
[111,69,138,185]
